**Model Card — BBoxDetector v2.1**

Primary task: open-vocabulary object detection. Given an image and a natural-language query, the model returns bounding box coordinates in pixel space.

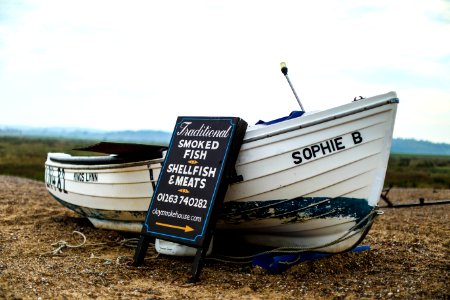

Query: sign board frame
[133,116,247,282]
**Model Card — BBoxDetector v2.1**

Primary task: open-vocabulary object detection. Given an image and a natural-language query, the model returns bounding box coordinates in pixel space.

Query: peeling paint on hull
[51,193,376,252]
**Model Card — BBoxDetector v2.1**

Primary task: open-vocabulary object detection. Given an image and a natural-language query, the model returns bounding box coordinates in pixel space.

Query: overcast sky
[1,0,449,143]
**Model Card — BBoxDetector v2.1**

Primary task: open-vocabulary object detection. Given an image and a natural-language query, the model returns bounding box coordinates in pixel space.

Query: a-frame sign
[133,116,247,282]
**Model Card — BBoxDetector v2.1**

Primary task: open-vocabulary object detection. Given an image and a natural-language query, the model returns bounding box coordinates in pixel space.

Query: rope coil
[50,230,87,255]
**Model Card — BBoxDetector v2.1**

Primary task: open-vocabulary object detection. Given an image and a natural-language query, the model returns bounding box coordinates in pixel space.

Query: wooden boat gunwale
[244,93,398,143]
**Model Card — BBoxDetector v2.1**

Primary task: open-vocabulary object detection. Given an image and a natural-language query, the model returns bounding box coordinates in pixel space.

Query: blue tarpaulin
[255,111,304,126]
[252,245,371,273]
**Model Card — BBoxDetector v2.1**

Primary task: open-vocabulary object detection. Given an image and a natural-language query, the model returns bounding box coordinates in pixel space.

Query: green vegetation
[0,136,94,181]
[1,137,449,189]
[384,154,450,189]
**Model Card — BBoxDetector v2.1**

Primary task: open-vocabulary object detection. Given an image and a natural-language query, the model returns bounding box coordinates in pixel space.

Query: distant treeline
[1,127,449,156]
[392,138,450,156]
[0,136,449,189]
[0,127,171,145]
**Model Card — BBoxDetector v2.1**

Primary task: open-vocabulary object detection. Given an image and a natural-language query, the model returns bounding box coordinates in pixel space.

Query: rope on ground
[115,253,159,266]
[45,230,87,255]
[118,237,141,248]
[41,231,149,257]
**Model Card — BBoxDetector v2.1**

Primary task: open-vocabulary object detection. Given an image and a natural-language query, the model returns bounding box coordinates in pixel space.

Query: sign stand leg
[133,235,151,266]
[189,247,206,283]
[189,233,213,283]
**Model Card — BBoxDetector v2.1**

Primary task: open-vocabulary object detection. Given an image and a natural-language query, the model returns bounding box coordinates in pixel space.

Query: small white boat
[45,91,398,253]
[45,144,165,232]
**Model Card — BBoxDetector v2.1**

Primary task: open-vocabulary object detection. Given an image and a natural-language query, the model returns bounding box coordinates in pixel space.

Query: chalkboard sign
[142,116,247,246]
[134,116,247,282]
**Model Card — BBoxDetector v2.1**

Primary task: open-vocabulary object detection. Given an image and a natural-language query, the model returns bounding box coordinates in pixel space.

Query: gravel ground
[0,175,448,299]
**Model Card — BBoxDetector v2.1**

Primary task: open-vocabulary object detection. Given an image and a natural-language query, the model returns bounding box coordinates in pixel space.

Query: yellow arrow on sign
[155,222,194,233]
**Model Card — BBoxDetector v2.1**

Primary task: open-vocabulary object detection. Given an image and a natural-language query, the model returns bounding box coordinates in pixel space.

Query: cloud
[0,0,449,143]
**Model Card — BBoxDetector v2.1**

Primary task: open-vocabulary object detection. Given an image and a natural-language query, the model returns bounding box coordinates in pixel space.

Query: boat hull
[45,92,398,253]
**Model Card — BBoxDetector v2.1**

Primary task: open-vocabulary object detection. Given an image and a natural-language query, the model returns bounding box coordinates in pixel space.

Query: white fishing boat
[45,91,398,253]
